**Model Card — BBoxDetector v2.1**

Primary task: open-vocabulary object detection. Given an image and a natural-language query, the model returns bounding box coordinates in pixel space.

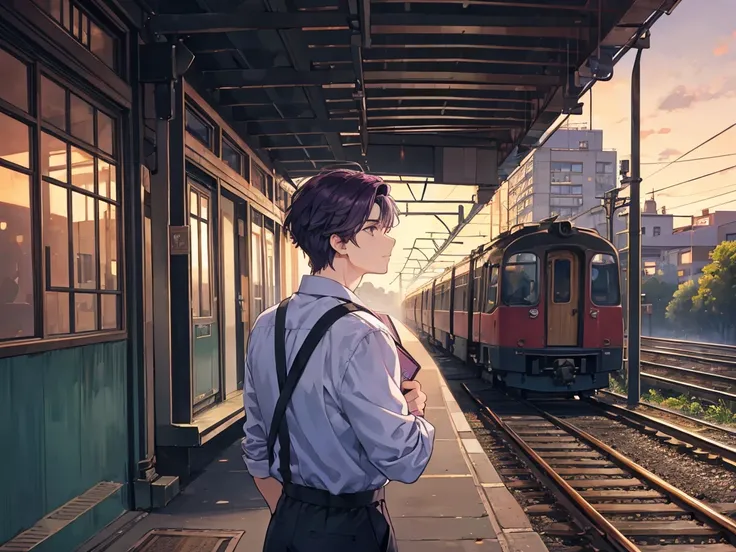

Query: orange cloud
[714,43,729,56]
[641,128,671,139]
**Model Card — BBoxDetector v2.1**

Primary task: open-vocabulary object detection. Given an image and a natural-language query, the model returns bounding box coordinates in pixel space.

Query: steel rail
[641,336,736,360]
[461,383,641,552]
[641,360,736,387]
[642,348,736,367]
[640,372,736,404]
[528,402,736,546]
[587,395,736,464]
[598,389,736,436]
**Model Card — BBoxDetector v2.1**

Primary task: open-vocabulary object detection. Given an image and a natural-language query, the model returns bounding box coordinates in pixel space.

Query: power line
[641,152,736,165]
[666,187,736,211]
[645,122,736,181]
[651,163,736,194]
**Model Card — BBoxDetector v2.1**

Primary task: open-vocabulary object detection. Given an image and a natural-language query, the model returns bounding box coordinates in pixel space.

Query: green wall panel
[192,322,220,403]
[0,340,129,544]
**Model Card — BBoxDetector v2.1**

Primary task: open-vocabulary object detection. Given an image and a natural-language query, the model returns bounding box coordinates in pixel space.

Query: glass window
[253,166,267,196]
[89,20,116,69]
[502,253,539,306]
[551,162,583,173]
[222,136,242,174]
[42,76,67,130]
[267,175,274,202]
[0,112,31,169]
[251,211,264,316]
[485,266,498,313]
[579,141,588,150]
[591,254,619,306]
[550,185,582,195]
[0,166,35,339]
[97,111,114,155]
[185,106,212,149]
[596,162,613,174]
[0,48,29,111]
[72,190,96,290]
[553,259,571,303]
[189,183,212,318]
[472,265,482,312]
[2,72,123,340]
[32,0,118,71]
[653,226,661,237]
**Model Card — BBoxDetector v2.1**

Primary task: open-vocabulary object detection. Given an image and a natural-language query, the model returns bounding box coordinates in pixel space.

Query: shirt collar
[298,275,367,307]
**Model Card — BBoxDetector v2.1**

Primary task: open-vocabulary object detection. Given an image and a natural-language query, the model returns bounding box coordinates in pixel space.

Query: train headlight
[517,339,525,347]
[529,309,539,319]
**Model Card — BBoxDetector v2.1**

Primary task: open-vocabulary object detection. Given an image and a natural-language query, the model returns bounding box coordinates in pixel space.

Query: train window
[591,254,619,306]
[472,266,482,312]
[454,273,468,311]
[552,260,571,303]
[502,253,539,306]
[485,266,499,313]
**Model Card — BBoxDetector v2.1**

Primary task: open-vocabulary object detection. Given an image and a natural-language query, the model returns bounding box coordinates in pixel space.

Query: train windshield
[502,253,539,305]
[591,253,620,306]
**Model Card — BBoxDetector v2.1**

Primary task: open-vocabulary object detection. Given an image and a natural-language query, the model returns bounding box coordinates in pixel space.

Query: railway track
[463,382,736,552]
[641,337,736,364]
[636,362,736,406]
[595,389,736,457]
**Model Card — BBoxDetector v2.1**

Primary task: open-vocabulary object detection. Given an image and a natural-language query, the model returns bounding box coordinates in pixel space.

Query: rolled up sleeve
[242,353,271,479]
[339,330,435,484]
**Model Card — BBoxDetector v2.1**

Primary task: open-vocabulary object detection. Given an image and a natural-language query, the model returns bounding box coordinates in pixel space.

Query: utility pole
[601,186,630,243]
[625,30,650,407]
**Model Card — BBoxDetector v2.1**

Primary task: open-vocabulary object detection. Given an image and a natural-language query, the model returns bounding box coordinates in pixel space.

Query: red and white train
[402,218,624,395]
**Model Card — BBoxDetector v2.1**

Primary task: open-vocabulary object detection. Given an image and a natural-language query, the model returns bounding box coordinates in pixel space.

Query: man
[242,170,436,552]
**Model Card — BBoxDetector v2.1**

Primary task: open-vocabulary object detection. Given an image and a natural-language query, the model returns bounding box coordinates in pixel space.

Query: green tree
[642,277,677,330]
[665,279,700,332]
[694,241,736,339]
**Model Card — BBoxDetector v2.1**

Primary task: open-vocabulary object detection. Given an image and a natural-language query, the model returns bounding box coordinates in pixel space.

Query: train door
[546,251,579,346]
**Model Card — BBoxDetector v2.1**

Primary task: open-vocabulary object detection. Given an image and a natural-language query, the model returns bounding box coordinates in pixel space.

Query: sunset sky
[301,0,736,295]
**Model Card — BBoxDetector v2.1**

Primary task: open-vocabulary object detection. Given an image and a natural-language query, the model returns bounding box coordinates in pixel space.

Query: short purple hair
[284,169,399,273]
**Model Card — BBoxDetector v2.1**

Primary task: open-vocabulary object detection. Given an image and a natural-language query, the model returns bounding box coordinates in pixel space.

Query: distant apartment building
[490,127,617,238]
[603,198,736,285]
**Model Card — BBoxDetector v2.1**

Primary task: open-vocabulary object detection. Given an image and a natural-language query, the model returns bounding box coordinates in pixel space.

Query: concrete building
[612,200,736,284]
[489,126,617,238]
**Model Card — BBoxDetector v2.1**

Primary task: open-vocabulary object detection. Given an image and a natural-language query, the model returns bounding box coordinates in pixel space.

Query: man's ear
[330,234,349,255]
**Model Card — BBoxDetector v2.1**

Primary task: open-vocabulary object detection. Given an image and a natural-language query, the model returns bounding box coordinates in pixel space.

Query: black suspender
[266,297,372,484]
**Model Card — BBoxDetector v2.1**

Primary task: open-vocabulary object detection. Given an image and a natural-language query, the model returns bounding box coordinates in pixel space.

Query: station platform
[84,321,546,552]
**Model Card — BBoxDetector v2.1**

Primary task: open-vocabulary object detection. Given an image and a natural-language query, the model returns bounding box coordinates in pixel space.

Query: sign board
[169,226,190,255]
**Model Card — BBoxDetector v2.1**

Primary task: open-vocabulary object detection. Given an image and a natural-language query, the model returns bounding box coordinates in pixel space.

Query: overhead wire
[650,163,736,194]
[641,152,736,165]
[666,187,736,211]
[645,121,736,181]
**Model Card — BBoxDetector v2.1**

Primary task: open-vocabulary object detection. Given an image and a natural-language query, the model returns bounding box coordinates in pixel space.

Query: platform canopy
[149,0,678,184]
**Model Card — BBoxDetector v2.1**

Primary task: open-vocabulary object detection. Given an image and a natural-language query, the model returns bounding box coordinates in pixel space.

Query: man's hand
[401,380,427,417]
[254,476,283,514]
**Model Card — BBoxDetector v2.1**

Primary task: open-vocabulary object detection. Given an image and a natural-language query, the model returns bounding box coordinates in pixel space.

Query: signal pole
[626,31,650,407]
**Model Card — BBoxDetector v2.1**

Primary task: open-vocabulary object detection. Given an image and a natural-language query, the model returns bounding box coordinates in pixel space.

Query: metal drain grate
[127,530,244,552]
[0,482,122,552]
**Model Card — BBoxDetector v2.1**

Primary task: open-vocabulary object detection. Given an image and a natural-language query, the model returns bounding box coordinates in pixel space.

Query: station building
[0,1,302,549]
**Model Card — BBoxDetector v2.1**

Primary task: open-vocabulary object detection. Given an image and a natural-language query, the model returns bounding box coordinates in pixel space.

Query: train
[402,218,624,395]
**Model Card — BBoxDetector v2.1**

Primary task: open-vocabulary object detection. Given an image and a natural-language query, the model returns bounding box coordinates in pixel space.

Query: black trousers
[262,484,398,552]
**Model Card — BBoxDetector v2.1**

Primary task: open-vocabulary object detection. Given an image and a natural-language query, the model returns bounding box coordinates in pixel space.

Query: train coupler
[552,359,576,386]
